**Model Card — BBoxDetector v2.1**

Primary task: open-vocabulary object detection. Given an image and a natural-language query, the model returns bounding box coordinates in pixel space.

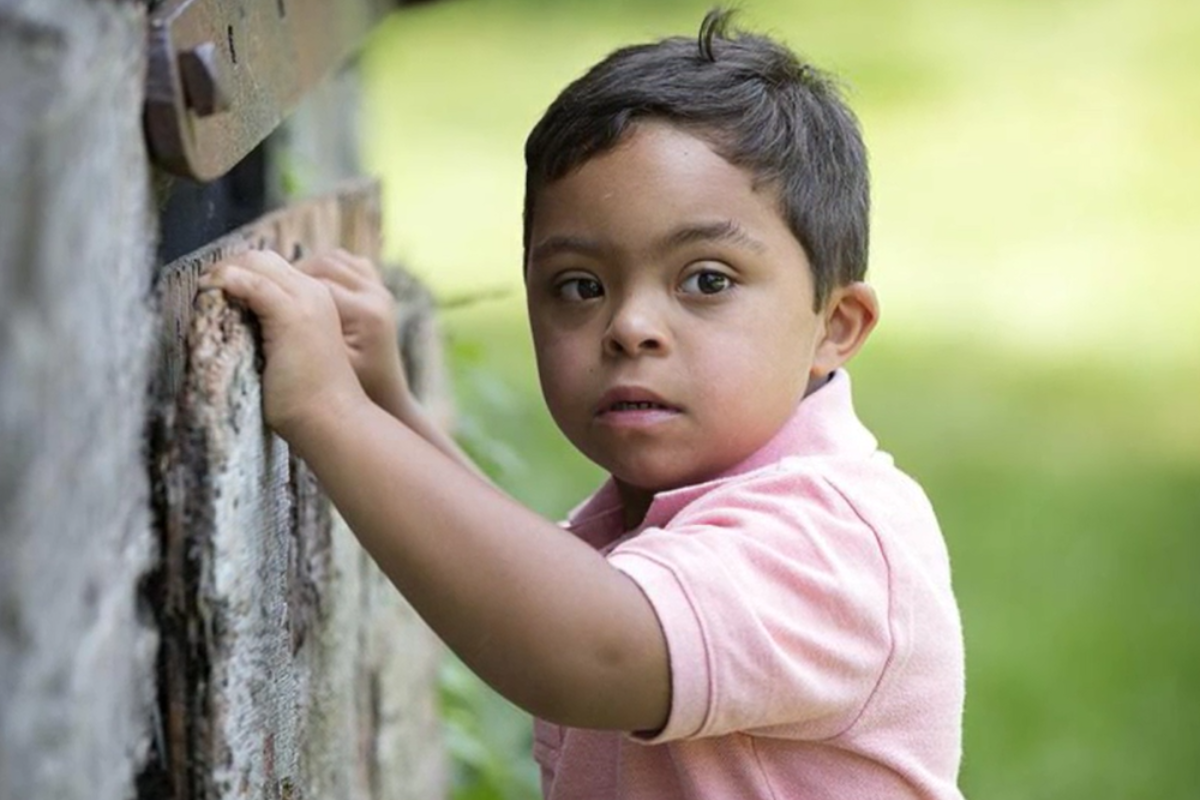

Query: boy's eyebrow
[530,220,766,265]
[656,219,767,255]
[528,235,610,265]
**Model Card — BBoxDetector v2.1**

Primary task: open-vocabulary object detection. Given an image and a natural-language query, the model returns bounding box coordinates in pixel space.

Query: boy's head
[521,12,879,511]
[523,9,870,310]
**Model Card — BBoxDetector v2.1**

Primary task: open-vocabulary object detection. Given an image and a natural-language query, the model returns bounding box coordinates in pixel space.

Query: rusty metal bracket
[144,0,392,181]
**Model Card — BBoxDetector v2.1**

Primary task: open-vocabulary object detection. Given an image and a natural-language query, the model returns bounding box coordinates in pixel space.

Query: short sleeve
[606,467,894,743]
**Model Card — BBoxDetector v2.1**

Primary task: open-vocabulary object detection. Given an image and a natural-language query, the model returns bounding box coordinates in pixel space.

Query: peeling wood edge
[139,295,239,800]
[139,179,380,799]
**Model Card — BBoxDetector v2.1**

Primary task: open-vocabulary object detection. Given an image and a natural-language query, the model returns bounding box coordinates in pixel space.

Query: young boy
[202,11,965,799]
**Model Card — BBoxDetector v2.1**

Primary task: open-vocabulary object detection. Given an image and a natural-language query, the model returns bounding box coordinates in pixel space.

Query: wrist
[371,368,418,421]
[279,383,372,462]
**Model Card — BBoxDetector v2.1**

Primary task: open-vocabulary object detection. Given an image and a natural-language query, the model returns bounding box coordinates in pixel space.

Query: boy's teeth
[614,401,663,410]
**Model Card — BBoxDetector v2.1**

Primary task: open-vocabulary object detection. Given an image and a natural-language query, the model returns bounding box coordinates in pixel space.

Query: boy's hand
[199,250,366,445]
[294,249,412,417]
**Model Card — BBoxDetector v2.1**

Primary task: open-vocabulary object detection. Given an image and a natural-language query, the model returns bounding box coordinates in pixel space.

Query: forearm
[375,381,490,483]
[290,394,670,731]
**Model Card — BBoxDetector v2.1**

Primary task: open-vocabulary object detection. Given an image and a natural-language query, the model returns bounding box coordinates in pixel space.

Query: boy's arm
[293,250,488,482]
[375,376,493,485]
[201,252,670,733]
[300,392,669,731]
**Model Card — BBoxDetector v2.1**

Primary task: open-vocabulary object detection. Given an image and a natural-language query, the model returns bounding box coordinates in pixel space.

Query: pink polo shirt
[534,371,965,799]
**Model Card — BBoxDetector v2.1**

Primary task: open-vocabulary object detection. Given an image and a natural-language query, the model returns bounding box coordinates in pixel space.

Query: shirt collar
[566,370,877,544]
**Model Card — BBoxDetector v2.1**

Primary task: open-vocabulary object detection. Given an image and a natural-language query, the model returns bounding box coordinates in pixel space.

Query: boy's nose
[602,298,670,357]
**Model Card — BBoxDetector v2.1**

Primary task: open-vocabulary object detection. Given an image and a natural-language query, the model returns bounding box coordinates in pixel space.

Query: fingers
[320,279,364,322]
[229,249,302,291]
[199,249,331,317]
[198,247,391,337]
[329,248,379,280]
[293,250,396,332]
[199,260,294,321]
[322,271,399,345]
[295,248,381,290]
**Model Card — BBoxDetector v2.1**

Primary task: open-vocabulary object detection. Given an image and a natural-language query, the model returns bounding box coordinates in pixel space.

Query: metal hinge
[144,0,393,181]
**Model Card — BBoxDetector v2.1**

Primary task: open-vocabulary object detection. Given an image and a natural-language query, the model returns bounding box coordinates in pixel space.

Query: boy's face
[526,123,828,503]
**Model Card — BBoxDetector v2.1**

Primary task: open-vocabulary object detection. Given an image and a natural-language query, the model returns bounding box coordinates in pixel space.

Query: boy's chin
[609,463,716,498]
[583,439,754,498]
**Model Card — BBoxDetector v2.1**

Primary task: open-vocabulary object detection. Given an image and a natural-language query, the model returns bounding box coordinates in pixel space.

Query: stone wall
[0,3,447,799]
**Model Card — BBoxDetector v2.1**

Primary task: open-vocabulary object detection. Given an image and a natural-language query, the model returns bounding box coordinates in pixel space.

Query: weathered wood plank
[146,181,446,800]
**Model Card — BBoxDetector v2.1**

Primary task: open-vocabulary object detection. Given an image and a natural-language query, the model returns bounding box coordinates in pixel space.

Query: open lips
[594,388,682,417]
[608,401,674,411]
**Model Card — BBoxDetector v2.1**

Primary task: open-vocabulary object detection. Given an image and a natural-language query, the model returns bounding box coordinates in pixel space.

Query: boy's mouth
[594,388,681,417]
[608,401,673,411]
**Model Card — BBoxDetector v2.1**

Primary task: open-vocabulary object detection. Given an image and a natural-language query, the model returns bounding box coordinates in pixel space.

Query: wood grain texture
[147,181,447,800]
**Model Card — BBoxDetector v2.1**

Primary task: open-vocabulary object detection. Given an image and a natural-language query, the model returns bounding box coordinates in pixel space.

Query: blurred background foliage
[356,0,1200,797]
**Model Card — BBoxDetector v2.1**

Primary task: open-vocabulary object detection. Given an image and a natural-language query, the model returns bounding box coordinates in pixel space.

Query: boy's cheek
[530,336,581,376]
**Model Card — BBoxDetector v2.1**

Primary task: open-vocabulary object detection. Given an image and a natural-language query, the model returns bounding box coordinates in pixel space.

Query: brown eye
[557,276,604,301]
[681,270,732,295]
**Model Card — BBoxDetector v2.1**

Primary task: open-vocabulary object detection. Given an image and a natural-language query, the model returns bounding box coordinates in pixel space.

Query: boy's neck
[615,480,655,531]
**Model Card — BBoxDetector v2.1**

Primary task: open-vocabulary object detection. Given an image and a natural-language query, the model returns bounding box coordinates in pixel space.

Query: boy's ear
[811,282,879,378]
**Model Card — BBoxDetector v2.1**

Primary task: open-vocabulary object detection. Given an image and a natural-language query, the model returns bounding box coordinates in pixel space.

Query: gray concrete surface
[0,3,448,798]
[0,4,158,799]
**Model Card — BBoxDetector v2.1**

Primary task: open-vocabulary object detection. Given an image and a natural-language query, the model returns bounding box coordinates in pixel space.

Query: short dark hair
[523,9,869,309]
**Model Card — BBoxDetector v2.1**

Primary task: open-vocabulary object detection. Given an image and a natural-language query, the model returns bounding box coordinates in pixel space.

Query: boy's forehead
[552,123,734,187]
[528,124,789,255]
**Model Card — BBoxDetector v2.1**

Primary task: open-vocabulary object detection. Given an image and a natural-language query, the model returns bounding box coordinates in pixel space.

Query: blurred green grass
[359,1,1200,797]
